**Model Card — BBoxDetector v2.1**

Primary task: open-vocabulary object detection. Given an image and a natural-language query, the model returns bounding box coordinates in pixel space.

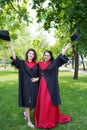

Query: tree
[31,0,87,79]
[0,0,30,39]
[0,0,30,67]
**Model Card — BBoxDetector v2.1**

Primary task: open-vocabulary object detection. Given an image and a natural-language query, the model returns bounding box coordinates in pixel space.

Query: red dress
[34,61,71,129]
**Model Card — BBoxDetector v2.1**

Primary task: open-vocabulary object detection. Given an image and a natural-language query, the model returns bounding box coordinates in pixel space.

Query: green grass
[0,70,87,130]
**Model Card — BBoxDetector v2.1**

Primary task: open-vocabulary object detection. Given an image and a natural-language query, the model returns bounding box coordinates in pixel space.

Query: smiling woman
[34,43,72,129]
[7,41,39,128]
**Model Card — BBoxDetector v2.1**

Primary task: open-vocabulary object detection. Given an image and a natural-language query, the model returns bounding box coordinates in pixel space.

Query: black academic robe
[39,54,69,106]
[11,57,39,108]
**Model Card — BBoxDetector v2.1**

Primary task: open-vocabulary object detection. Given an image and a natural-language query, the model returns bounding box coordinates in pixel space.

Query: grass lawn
[0,69,87,130]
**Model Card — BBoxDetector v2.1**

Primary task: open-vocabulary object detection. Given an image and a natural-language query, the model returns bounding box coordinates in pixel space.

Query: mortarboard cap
[0,30,10,41]
[70,33,80,42]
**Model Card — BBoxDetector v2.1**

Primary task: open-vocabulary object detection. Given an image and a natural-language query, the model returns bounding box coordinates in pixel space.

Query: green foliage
[32,0,87,56]
[3,26,49,62]
[0,0,30,38]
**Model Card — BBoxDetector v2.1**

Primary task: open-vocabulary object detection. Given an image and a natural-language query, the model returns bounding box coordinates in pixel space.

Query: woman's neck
[28,59,32,62]
[44,61,50,63]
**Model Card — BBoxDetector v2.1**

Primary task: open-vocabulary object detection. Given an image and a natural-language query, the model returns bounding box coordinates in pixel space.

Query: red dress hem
[34,76,71,129]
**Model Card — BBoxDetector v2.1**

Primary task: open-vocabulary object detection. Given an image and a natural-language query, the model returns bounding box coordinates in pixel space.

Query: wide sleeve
[54,53,69,68]
[10,56,22,68]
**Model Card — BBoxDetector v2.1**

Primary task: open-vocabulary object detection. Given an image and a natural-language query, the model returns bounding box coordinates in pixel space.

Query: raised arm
[61,43,72,55]
[54,43,72,68]
[8,41,16,59]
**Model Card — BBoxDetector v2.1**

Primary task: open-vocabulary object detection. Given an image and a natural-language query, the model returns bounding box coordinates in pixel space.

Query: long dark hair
[25,48,37,62]
[43,50,54,61]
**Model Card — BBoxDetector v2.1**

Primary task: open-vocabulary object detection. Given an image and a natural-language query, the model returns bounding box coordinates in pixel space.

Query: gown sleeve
[54,53,69,68]
[10,56,21,68]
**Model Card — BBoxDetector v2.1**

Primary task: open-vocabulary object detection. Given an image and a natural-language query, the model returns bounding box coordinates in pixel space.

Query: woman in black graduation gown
[34,43,72,129]
[8,41,39,128]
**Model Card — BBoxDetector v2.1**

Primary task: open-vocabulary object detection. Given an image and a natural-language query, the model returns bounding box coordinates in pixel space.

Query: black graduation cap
[70,33,80,42]
[0,30,10,41]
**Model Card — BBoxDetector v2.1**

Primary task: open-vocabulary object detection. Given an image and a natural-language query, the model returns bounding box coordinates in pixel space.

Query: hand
[61,43,72,55]
[65,43,72,50]
[7,41,16,59]
[8,41,13,48]
[31,77,39,82]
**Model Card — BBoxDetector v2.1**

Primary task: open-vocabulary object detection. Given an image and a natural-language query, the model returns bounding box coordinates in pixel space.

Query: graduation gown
[11,56,39,109]
[34,54,71,128]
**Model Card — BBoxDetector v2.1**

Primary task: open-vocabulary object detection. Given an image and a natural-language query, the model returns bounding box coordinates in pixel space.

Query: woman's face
[28,51,35,61]
[43,52,51,62]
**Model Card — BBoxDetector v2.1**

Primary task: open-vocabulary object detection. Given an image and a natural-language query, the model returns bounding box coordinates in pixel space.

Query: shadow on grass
[0,70,18,76]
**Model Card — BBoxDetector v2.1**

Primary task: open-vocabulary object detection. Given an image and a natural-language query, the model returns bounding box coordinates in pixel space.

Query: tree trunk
[73,46,79,80]
[3,49,7,69]
[80,55,86,70]
[72,45,75,69]
[72,57,74,69]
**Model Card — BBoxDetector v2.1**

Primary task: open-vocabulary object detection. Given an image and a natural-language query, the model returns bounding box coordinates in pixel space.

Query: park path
[59,66,87,75]
[0,66,87,74]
